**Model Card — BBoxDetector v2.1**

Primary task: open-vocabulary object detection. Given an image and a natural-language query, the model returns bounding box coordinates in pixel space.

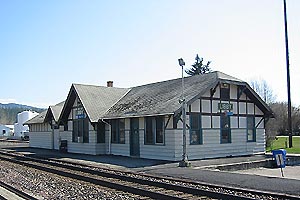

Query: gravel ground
[0,160,142,200]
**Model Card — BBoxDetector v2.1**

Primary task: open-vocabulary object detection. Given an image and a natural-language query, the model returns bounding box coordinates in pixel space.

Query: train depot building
[26,71,273,161]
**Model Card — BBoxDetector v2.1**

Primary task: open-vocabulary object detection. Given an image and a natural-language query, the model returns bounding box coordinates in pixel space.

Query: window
[72,99,89,143]
[156,117,164,143]
[247,116,256,142]
[220,83,230,101]
[190,114,202,144]
[221,114,231,143]
[145,116,164,145]
[64,122,68,131]
[72,118,89,143]
[97,122,105,143]
[111,119,125,144]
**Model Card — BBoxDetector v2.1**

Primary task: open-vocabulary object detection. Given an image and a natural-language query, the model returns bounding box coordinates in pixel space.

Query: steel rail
[0,154,203,200]
[26,153,300,200]
[0,180,38,200]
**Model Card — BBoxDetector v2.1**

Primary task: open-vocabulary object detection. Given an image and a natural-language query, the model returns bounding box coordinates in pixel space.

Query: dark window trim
[97,122,106,143]
[201,96,253,103]
[72,118,89,143]
[247,116,256,142]
[189,113,203,145]
[220,114,231,144]
[144,116,165,145]
[111,119,125,144]
[220,83,230,101]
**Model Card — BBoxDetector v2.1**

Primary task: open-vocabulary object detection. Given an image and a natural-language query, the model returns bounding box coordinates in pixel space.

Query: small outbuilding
[0,124,12,137]
[26,71,273,161]
[26,101,65,149]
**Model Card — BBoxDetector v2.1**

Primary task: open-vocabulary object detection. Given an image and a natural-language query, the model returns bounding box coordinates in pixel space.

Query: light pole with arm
[178,58,190,167]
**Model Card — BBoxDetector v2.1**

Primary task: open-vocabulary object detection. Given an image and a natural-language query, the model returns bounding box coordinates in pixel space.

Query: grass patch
[266,136,300,154]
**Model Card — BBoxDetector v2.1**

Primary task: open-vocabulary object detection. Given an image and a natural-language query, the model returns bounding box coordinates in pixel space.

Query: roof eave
[101,112,174,121]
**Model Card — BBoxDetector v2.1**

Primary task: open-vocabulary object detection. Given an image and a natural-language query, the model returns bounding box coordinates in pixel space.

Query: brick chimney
[107,81,113,87]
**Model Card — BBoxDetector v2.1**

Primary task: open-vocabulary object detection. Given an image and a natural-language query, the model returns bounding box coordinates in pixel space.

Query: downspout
[52,123,55,150]
[50,120,54,150]
[101,119,111,155]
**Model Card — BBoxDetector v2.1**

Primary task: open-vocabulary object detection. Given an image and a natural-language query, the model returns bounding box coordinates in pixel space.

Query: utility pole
[283,0,293,147]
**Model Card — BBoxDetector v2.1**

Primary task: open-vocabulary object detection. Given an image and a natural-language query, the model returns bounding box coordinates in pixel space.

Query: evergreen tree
[185,54,211,76]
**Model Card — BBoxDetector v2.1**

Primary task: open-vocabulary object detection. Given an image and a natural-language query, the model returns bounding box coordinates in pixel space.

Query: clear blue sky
[0,0,299,108]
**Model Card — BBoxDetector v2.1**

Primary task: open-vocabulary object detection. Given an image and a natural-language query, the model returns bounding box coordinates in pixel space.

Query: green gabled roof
[47,101,65,122]
[58,71,273,123]
[103,71,273,119]
[25,101,65,125]
[59,84,129,123]
[103,72,216,119]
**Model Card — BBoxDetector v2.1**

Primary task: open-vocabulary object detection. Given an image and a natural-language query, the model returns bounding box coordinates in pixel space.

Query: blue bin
[272,149,286,168]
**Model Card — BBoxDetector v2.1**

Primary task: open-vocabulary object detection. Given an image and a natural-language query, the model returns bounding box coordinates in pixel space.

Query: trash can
[272,149,286,168]
[60,140,68,153]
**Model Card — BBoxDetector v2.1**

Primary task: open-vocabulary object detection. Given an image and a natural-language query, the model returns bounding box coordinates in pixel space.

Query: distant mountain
[0,103,44,110]
[0,103,45,125]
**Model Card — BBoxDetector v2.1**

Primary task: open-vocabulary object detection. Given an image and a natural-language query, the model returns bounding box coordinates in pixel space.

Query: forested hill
[0,103,45,125]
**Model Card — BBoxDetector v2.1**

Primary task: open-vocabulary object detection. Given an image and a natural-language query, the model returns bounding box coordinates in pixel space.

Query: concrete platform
[1,143,300,197]
[0,185,25,200]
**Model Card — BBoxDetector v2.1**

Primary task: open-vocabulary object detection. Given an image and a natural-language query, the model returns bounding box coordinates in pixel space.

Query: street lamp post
[178,58,190,167]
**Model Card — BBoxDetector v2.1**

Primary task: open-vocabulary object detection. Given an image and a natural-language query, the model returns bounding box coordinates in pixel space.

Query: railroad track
[0,150,299,200]
[0,180,38,200]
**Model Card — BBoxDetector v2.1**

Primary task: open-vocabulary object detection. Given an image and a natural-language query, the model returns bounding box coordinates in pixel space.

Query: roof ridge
[72,83,128,89]
[129,72,218,89]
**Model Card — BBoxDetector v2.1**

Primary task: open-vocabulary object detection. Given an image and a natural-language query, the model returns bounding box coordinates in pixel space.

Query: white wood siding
[201,99,210,113]
[248,103,255,114]
[186,128,265,160]
[29,131,52,149]
[255,105,264,115]
[239,102,246,114]
[231,116,238,128]
[140,129,176,161]
[202,116,211,128]
[191,99,200,112]
[256,117,264,129]
[110,129,130,156]
[239,117,247,128]
[230,84,237,98]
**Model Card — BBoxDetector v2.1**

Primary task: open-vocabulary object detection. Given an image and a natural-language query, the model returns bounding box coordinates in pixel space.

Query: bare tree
[249,79,276,104]
[265,102,300,148]
[249,79,277,147]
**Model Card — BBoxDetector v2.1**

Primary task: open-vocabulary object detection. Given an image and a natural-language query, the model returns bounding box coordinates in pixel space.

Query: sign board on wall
[218,103,233,110]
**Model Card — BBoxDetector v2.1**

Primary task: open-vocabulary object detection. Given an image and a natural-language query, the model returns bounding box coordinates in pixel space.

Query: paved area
[0,186,25,200]
[233,165,300,179]
[1,141,300,197]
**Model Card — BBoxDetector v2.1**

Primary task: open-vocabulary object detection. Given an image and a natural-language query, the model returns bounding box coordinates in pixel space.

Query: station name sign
[218,103,233,110]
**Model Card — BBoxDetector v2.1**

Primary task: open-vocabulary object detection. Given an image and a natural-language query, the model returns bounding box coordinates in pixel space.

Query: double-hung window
[111,119,125,144]
[72,118,89,143]
[190,114,202,144]
[72,100,89,143]
[145,116,164,145]
[247,116,256,142]
[220,83,230,101]
[221,114,231,143]
[97,122,105,143]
